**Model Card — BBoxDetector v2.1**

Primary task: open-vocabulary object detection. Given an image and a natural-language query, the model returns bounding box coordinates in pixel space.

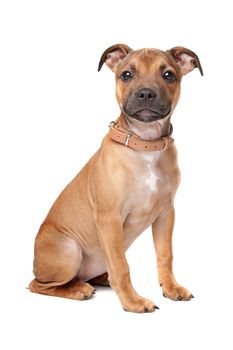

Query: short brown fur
[29,44,202,313]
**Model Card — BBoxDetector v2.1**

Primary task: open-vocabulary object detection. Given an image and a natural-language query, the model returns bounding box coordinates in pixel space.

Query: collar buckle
[109,121,117,128]
[124,131,134,146]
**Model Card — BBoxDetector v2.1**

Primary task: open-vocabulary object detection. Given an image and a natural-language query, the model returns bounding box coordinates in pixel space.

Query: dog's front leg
[152,208,193,301]
[95,212,157,313]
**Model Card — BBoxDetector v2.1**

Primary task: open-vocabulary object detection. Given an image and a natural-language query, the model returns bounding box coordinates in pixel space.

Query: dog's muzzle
[123,88,171,122]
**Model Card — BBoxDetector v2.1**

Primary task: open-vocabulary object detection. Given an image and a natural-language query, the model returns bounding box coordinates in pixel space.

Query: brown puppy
[29,44,203,313]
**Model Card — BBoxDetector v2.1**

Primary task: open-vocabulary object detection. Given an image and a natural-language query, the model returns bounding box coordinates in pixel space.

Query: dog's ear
[168,46,203,76]
[98,44,132,72]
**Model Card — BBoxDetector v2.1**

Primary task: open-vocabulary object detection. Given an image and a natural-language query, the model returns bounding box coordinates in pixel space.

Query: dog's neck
[118,113,172,140]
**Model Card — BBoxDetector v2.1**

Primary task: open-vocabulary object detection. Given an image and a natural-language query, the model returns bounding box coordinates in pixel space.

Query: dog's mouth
[125,108,171,123]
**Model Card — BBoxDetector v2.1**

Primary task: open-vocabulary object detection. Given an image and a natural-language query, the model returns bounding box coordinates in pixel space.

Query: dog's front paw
[161,282,194,301]
[121,296,159,313]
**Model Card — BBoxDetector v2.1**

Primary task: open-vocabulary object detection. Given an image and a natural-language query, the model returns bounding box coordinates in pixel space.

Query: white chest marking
[145,162,158,192]
[141,152,160,193]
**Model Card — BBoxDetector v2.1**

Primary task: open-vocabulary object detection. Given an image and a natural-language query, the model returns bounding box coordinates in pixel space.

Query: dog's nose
[136,88,156,102]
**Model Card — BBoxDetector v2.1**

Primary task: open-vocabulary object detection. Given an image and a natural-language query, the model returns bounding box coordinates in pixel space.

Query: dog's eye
[121,71,133,82]
[162,70,176,83]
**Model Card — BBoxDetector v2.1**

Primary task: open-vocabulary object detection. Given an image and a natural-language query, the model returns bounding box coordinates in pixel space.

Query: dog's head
[98,44,203,123]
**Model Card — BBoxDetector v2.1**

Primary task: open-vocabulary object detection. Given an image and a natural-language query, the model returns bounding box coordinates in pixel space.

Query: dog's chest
[123,150,177,246]
[133,152,171,208]
[141,153,160,200]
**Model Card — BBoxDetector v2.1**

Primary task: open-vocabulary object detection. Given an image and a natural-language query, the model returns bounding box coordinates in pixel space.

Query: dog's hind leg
[28,228,95,300]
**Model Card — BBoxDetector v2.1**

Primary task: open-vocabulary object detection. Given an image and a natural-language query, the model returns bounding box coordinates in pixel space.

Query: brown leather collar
[108,120,174,152]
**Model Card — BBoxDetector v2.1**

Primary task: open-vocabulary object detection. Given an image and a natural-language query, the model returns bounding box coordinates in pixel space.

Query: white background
[0,0,232,349]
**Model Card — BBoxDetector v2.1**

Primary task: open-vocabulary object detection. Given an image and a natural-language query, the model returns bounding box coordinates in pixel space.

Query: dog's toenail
[155,306,160,310]
[177,295,182,301]
[190,294,194,298]
[144,307,149,312]
[163,293,167,298]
